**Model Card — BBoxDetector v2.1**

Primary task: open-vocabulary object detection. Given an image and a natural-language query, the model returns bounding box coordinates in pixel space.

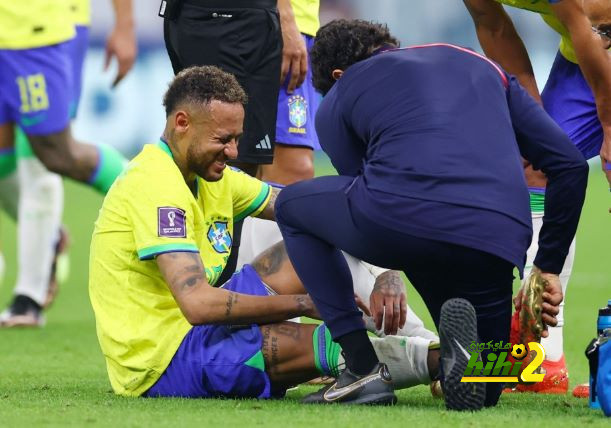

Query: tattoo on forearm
[169,254,205,290]
[258,187,279,220]
[268,187,279,210]
[373,271,405,296]
[251,242,288,277]
[224,292,238,318]
[181,273,200,288]
[294,295,308,314]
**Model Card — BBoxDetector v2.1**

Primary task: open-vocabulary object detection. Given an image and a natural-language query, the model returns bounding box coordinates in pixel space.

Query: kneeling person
[89,66,437,399]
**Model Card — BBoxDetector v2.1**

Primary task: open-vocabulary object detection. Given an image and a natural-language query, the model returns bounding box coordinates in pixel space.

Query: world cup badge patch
[207,221,232,253]
[158,207,186,238]
[288,95,307,134]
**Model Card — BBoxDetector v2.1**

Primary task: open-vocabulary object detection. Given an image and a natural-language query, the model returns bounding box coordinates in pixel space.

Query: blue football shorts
[144,264,278,399]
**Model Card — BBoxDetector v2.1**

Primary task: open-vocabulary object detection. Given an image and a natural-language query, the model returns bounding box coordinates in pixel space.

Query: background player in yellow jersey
[89,65,441,399]
[240,0,321,288]
[463,0,611,394]
[260,0,320,186]
[0,1,137,327]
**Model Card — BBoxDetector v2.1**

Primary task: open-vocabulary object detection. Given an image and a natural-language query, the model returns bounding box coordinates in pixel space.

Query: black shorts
[164,0,282,164]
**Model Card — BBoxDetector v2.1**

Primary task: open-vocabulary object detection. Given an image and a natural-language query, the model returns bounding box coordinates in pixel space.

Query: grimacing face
[186,100,244,182]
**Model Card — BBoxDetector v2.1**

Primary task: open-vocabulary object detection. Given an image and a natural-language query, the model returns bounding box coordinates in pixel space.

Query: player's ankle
[427,348,440,380]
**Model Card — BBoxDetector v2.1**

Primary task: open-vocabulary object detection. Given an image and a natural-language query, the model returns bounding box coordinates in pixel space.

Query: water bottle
[590,299,611,409]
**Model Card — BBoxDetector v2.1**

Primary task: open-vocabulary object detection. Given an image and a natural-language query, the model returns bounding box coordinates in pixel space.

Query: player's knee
[34,150,71,175]
[27,133,73,175]
[268,146,314,185]
[0,123,15,150]
[283,154,314,184]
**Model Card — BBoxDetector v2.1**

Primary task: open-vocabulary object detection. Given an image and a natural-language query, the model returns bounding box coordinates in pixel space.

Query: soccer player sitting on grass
[89,66,440,399]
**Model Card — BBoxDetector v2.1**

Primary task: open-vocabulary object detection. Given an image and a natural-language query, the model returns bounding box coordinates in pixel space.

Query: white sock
[13,157,63,305]
[0,171,19,294]
[526,213,572,362]
[370,335,432,388]
[0,170,19,220]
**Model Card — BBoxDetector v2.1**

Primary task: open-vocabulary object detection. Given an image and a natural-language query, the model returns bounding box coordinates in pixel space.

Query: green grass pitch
[0,153,608,427]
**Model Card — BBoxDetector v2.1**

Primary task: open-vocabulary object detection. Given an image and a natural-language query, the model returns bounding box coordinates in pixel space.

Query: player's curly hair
[163,65,247,117]
[311,20,399,95]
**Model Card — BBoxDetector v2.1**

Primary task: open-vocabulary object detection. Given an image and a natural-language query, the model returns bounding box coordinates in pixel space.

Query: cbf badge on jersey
[207,221,232,254]
[288,95,307,134]
[158,207,186,238]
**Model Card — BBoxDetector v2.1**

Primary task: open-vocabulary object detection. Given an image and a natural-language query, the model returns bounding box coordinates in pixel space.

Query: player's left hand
[534,267,563,338]
[369,271,407,335]
[104,23,137,88]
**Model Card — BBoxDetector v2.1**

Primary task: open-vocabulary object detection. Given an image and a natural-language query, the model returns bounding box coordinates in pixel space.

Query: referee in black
[161,0,284,284]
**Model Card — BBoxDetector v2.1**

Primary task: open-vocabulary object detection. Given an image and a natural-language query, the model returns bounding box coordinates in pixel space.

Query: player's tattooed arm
[370,270,407,335]
[256,187,280,221]
[157,251,319,325]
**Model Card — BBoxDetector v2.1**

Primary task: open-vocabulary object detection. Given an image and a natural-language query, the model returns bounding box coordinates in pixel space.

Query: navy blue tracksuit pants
[276,175,514,404]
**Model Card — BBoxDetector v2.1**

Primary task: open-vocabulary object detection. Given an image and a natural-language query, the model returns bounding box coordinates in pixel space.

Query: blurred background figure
[0,0,136,327]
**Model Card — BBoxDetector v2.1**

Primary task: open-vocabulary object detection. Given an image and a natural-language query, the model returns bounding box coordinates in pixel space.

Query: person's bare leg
[522,165,569,366]
[0,123,18,218]
[0,123,14,150]
[261,321,440,394]
[260,322,319,393]
[27,126,99,183]
[27,125,126,194]
[259,145,314,185]
[251,241,304,295]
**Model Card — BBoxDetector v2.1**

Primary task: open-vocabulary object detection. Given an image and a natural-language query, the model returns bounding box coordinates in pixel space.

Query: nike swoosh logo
[323,372,381,402]
[453,338,472,360]
[21,113,47,127]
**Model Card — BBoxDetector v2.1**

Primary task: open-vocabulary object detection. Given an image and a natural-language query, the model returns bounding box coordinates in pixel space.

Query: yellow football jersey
[0,1,75,49]
[70,0,91,26]
[89,141,270,396]
[495,0,576,63]
[291,0,320,37]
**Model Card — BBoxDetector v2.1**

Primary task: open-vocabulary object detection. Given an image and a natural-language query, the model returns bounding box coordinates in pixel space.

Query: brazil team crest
[207,221,232,254]
[288,95,307,134]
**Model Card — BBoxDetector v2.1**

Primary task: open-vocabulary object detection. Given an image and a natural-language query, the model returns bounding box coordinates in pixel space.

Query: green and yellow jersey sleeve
[128,143,201,260]
[226,168,271,222]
